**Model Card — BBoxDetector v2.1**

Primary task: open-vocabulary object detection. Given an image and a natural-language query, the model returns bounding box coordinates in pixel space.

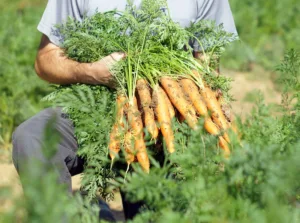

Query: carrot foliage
[46,0,236,199]
[3,50,299,222]
[116,49,300,222]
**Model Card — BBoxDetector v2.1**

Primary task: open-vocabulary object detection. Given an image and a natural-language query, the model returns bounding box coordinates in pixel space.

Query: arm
[192,0,238,74]
[35,35,124,88]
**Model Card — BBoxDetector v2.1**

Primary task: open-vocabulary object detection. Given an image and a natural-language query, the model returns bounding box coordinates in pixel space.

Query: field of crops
[0,0,299,222]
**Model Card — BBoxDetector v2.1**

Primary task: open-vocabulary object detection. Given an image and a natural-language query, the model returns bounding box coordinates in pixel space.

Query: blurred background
[0,0,299,216]
[1,0,299,152]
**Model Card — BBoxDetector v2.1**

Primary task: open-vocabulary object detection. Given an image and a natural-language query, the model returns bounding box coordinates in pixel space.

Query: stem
[124,163,130,182]
[125,41,137,103]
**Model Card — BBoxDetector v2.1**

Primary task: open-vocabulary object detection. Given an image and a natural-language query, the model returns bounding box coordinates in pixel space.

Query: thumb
[110,52,126,62]
[101,52,126,68]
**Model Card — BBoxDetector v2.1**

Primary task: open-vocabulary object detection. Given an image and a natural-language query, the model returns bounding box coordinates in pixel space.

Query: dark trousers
[12,107,141,220]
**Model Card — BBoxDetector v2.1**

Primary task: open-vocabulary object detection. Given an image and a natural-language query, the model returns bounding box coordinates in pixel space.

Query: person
[12,0,237,221]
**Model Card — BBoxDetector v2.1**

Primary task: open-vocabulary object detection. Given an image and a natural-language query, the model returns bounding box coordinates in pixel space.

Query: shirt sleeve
[193,0,238,51]
[197,0,237,34]
[37,0,84,46]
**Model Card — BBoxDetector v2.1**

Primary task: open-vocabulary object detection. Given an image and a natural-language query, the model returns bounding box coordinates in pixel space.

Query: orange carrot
[203,117,220,135]
[188,72,232,144]
[109,94,127,162]
[202,116,231,156]
[218,136,231,158]
[144,107,159,138]
[152,85,175,153]
[136,79,159,139]
[160,88,176,118]
[116,94,127,125]
[123,131,135,165]
[191,70,229,131]
[201,86,231,143]
[204,116,231,145]
[109,124,122,162]
[180,78,229,139]
[179,78,208,117]
[160,77,198,129]
[201,86,229,131]
[136,79,151,107]
[223,132,231,143]
[127,97,150,173]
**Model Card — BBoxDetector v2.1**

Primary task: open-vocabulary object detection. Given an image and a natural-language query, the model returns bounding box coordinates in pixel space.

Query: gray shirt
[38,0,238,49]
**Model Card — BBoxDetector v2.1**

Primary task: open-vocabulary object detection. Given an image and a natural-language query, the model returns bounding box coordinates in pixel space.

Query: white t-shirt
[38,0,238,50]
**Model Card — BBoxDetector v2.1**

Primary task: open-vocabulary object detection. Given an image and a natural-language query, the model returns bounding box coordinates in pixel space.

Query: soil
[223,66,281,117]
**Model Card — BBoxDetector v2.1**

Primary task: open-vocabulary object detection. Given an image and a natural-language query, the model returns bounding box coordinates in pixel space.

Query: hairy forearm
[34,35,123,87]
[35,46,92,84]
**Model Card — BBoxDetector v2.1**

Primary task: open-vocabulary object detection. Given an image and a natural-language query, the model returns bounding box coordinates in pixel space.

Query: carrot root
[200,86,229,131]
[153,85,175,153]
[127,97,150,173]
[219,136,231,158]
[179,78,208,117]
[160,77,198,129]
[136,79,159,140]
[109,124,123,162]
[123,131,135,165]
[160,87,176,118]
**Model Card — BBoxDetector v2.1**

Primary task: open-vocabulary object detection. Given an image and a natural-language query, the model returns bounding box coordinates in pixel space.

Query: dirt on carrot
[152,85,175,154]
[160,77,198,130]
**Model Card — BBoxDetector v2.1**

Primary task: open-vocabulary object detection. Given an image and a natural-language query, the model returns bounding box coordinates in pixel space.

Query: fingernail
[115,52,125,60]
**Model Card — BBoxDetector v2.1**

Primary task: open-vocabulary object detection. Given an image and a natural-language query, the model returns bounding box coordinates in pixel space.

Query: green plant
[0,118,100,223]
[1,1,299,222]
[0,5,50,150]
[222,0,300,70]
[45,0,237,199]
[115,49,300,222]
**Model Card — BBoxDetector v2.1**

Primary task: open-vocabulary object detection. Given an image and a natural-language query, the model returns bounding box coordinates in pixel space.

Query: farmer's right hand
[35,34,126,88]
[87,52,126,88]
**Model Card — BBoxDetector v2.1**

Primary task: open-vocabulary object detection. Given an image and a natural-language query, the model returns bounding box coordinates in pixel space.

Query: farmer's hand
[35,34,125,88]
[193,51,220,74]
[194,51,210,64]
[86,52,126,88]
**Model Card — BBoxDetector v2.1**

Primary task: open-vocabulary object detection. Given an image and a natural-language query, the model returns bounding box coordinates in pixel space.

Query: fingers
[89,52,125,88]
[194,51,210,62]
[110,52,126,61]
[95,52,125,89]
[102,52,126,68]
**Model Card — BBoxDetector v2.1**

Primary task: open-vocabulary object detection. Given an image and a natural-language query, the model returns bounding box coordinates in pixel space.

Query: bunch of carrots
[109,70,237,173]
[54,1,239,173]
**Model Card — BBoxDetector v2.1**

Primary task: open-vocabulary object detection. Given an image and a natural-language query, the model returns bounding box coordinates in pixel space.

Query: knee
[12,109,52,159]
[12,123,29,170]
[12,121,32,150]
[12,121,43,171]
